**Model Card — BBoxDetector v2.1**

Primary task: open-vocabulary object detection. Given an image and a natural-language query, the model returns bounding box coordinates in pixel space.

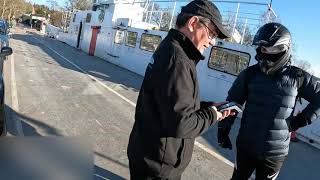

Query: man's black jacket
[127,29,218,178]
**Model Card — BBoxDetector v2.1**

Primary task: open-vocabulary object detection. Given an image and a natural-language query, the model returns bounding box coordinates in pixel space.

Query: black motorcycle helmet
[253,22,292,75]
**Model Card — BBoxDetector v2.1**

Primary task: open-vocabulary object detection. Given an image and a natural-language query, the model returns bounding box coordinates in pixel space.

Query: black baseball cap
[181,0,230,39]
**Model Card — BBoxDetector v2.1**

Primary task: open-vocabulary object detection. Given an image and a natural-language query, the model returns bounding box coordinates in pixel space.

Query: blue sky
[272,0,319,71]
[32,0,65,6]
[32,0,319,75]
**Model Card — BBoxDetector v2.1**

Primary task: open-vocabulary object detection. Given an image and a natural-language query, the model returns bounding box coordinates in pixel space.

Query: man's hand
[201,101,236,121]
[217,126,232,150]
[212,101,236,121]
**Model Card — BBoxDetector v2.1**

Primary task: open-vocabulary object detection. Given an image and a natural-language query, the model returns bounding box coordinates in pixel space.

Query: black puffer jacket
[127,29,218,178]
[227,64,320,157]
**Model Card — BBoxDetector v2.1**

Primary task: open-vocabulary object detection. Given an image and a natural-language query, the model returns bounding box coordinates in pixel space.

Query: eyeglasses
[199,20,218,40]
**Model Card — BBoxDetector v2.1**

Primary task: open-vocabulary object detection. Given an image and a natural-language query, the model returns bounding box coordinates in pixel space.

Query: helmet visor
[260,44,288,55]
[256,45,287,62]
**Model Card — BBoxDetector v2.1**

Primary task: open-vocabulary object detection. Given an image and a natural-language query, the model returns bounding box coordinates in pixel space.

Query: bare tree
[143,2,176,31]
[34,4,49,16]
[0,0,30,20]
[149,3,161,25]
[292,57,313,74]
[62,0,90,30]
[259,9,280,26]
[160,11,176,31]
[236,21,253,45]
[289,42,313,74]
[224,13,254,44]
[65,0,91,12]
[1,0,7,19]
[50,11,63,27]
[46,0,59,11]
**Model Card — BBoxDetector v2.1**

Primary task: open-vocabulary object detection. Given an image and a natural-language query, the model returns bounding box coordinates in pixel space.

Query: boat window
[86,13,92,23]
[73,14,76,22]
[125,31,137,47]
[208,47,250,76]
[114,30,125,44]
[140,33,162,52]
[75,25,79,34]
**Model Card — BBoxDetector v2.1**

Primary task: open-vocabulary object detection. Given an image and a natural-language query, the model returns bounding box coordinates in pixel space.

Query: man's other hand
[217,126,232,150]
[289,113,310,132]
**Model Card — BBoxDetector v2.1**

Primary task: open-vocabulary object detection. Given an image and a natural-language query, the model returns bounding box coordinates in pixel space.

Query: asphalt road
[3,26,319,180]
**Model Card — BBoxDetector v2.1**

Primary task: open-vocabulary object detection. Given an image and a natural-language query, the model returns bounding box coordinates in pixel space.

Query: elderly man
[127,0,231,179]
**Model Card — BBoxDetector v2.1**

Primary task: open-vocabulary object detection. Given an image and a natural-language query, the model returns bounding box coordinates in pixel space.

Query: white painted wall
[45,24,61,38]
[112,0,144,26]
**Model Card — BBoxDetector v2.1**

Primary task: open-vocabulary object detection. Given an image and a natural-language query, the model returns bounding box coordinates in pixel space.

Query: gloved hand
[289,113,311,132]
[217,126,232,150]
[200,101,215,108]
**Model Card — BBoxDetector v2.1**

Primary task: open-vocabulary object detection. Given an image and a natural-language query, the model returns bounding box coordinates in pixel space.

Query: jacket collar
[168,29,205,61]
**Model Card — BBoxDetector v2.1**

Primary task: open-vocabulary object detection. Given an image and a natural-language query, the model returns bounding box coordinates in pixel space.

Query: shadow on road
[94,165,126,180]
[95,151,129,169]
[4,104,62,136]
[4,104,127,180]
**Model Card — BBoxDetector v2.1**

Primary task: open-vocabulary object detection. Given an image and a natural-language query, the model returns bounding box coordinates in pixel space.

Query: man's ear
[187,16,199,32]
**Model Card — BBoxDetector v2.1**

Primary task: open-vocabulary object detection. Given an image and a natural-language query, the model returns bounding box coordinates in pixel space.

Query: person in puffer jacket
[217,22,320,180]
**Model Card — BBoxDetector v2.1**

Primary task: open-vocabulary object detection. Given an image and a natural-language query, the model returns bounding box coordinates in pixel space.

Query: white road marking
[93,174,108,180]
[31,36,234,167]
[95,119,103,127]
[61,85,71,90]
[10,53,24,136]
[95,119,107,133]
[31,37,135,107]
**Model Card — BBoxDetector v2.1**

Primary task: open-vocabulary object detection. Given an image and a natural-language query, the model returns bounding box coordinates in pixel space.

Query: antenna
[267,0,277,23]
